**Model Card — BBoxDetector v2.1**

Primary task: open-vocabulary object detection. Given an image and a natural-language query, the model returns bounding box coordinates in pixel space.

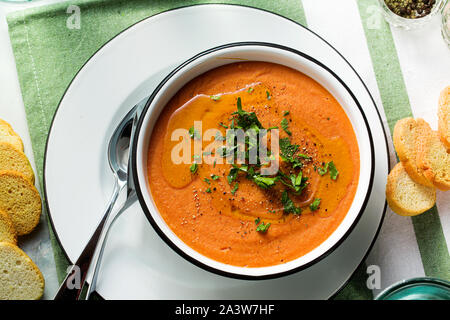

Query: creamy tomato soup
[147,62,359,267]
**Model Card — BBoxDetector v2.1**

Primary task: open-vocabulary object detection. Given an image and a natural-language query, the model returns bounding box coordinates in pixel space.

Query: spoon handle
[54,181,122,300]
[83,190,138,299]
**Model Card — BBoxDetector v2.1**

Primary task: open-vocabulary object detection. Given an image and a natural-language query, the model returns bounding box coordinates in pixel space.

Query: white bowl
[132,42,375,279]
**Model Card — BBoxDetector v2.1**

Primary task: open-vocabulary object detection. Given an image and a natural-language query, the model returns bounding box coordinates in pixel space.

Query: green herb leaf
[255,217,260,225]
[279,138,298,159]
[266,91,271,100]
[256,221,271,233]
[232,97,263,130]
[281,191,301,215]
[210,95,221,101]
[227,168,239,184]
[279,138,302,168]
[190,163,198,174]
[205,187,212,193]
[283,110,290,116]
[231,183,239,195]
[211,174,220,180]
[298,153,311,159]
[328,161,339,180]
[318,161,339,180]
[252,175,278,189]
[281,118,292,136]
[247,87,254,94]
[318,163,329,176]
[204,178,211,184]
[310,198,321,211]
[188,126,200,140]
[295,171,303,186]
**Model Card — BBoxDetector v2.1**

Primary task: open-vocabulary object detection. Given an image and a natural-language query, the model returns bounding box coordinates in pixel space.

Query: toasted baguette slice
[0,142,34,184]
[438,86,449,149]
[0,242,44,300]
[393,118,434,187]
[0,171,41,236]
[386,162,436,216]
[416,131,450,191]
[0,119,23,152]
[0,210,17,245]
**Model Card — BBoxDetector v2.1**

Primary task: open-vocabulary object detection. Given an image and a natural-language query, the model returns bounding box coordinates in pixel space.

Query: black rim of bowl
[132,41,376,281]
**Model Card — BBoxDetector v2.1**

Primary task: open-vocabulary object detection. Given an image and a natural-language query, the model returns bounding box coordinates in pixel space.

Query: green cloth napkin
[6,0,377,300]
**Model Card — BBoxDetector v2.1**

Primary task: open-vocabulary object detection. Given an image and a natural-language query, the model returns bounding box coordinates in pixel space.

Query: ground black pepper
[384,0,436,19]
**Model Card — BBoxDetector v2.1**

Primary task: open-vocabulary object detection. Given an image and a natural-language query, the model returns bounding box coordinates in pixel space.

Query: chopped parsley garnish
[318,163,329,175]
[279,138,302,168]
[318,161,339,180]
[232,97,263,130]
[231,183,239,195]
[256,221,271,233]
[310,198,321,211]
[279,138,298,159]
[190,162,198,174]
[328,161,339,180]
[227,167,239,184]
[281,191,301,215]
[252,175,278,189]
[194,95,342,221]
[188,126,200,140]
[210,95,221,101]
[278,171,307,195]
[281,118,292,136]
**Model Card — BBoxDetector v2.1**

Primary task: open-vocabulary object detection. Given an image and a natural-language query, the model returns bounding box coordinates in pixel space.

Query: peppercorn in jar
[379,0,444,29]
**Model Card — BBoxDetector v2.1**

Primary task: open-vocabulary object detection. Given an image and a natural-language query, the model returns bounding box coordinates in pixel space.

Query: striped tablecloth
[5,0,449,299]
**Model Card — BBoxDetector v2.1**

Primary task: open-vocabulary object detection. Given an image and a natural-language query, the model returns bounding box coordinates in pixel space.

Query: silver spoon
[54,99,145,300]
[82,109,141,300]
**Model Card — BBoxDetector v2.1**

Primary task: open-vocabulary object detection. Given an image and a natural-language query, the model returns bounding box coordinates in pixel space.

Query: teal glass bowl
[376,277,450,300]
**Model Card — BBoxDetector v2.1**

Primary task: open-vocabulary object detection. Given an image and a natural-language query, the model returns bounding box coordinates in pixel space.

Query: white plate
[44,4,389,299]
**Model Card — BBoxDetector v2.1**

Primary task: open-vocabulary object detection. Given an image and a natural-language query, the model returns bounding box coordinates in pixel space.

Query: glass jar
[376,277,450,300]
[442,0,450,47]
[379,0,445,29]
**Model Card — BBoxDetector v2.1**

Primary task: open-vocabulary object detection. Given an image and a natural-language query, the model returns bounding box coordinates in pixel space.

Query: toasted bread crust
[417,131,450,191]
[0,170,41,235]
[438,86,450,149]
[0,119,24,152]
[0,142,35,184]
[393,118,433,187]
[386,162,436,216]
